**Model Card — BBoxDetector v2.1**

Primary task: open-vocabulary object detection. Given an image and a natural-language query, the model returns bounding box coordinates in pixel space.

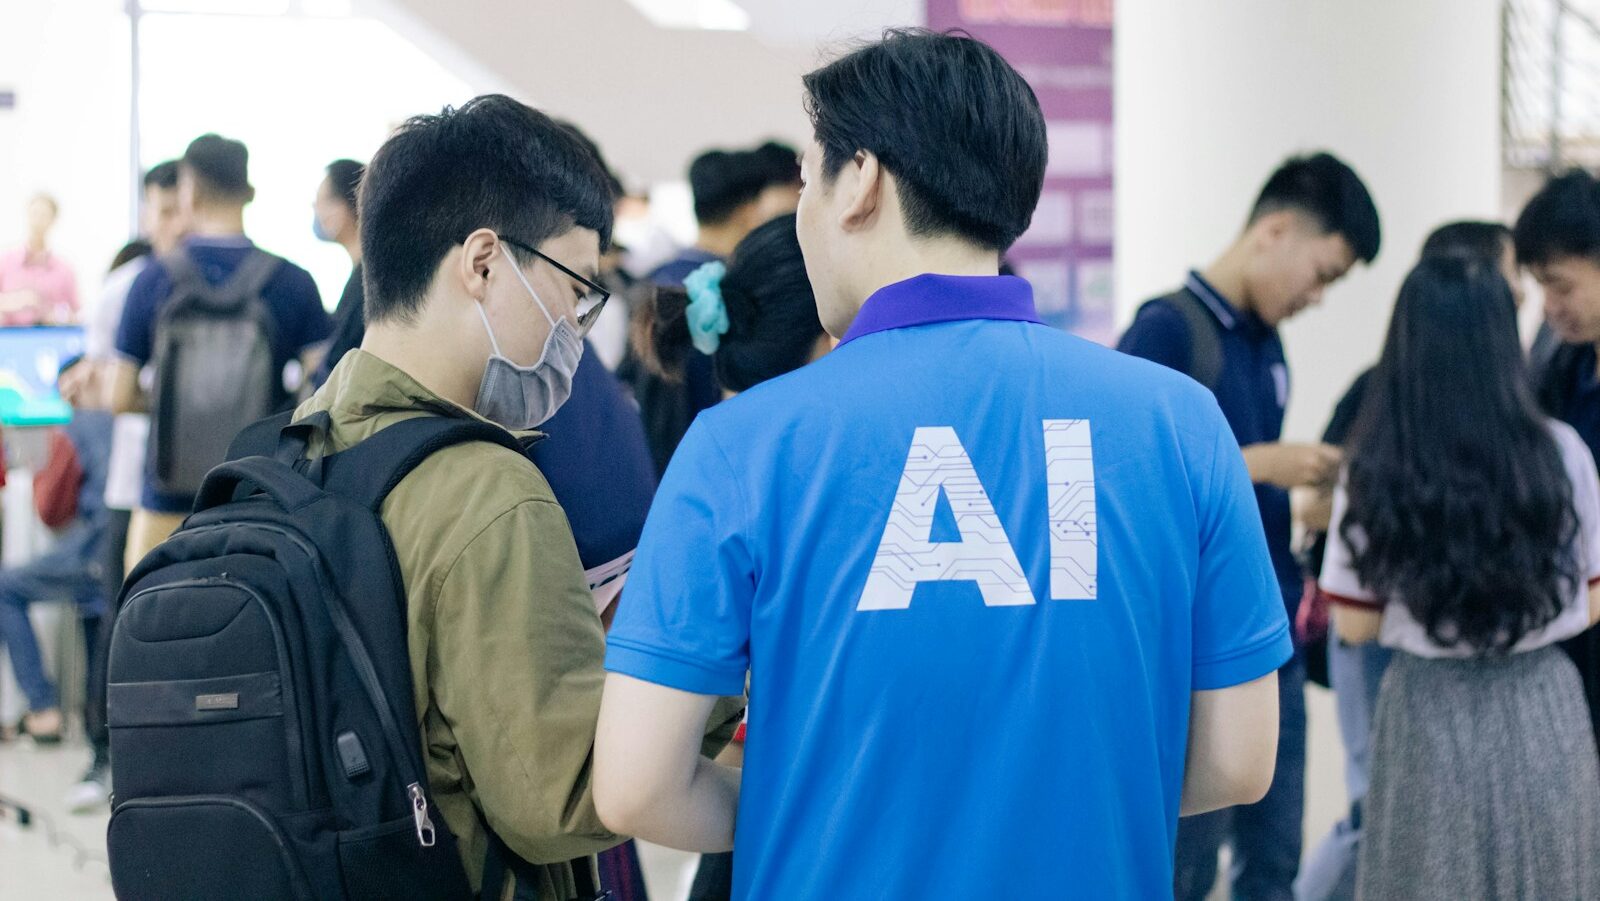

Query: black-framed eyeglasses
[500,236,611,337]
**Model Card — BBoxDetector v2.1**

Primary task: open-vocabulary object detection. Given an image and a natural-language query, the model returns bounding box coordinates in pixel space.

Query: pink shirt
[0,246,78,325]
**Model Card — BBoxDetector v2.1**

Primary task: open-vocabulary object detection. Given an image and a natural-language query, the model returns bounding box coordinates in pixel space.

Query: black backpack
[147,250,282,500]
[105,411,525,900]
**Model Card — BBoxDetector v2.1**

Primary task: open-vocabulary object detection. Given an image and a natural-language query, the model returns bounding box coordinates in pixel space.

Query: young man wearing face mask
[294,95,741,901]
[594,31,1290,900]
[1117,152,1381,901]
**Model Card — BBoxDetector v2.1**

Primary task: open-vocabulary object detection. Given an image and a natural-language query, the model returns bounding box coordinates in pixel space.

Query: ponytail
[630,284,694,382]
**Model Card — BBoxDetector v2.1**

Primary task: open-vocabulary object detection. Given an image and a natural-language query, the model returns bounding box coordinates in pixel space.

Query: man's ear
[1243,209,1291,251]
[460,228,501,299]
[839,150,883,233]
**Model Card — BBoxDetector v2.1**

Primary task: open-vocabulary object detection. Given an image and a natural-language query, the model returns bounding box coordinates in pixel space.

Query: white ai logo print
[857,420,1099,611]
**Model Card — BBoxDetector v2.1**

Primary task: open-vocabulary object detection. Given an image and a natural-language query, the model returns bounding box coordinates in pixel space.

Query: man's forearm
[607,756,741,853]
[595,674,744,851]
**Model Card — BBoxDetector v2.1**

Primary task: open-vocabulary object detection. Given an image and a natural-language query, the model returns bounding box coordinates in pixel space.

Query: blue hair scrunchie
[684,260,730,355]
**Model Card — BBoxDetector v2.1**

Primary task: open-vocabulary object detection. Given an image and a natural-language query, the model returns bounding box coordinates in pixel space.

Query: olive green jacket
[298,350,621,900]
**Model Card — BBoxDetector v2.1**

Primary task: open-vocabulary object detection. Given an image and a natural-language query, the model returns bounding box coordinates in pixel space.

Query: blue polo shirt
[1559,345,1600,463]
[606,274,1290,900]
[1117,272,1299,609]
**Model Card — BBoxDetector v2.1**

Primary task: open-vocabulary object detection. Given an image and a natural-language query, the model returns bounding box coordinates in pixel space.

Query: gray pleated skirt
[1357,644,1600,900]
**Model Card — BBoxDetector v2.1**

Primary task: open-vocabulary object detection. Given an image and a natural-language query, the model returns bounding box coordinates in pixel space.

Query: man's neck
[360,323,478,412]
[830,236,1001,335]
[855,239,1000,302]
[341,234,362,266]
[188,207,247,237]
[694,222,744,259]
[24,235,47,256]
[1200,243,1253,314]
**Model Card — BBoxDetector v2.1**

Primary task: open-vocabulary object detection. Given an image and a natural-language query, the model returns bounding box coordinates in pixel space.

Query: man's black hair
[802,28,1047,251]
[1420,220,1511,268]
[142,160,179,192]
[1247,152,1382,263]
[359,94,615,325]
[324,159,365,213]
[1513,170,1600,267]
[688,141,801,225]
[557,121,625,202]
[182,133,252,199]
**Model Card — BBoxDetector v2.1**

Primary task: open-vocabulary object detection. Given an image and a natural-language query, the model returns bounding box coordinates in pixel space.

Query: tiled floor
[0,687,1345,900]
[0,742,112,900]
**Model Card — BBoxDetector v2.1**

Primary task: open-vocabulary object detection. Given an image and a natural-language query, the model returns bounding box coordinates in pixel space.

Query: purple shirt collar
[838,274,1042,346]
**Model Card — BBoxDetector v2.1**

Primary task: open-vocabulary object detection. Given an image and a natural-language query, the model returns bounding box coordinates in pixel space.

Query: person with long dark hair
[1321,256,1600,899]
[1296,219,1522,901]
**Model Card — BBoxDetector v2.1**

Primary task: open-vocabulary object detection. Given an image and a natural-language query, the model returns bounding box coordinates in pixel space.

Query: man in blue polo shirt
[1118,152,1381,901]
[111,133,328,567]
[593,30,1290,899]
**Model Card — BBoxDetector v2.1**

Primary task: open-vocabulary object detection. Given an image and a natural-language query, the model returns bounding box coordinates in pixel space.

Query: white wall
[0,0,133,311]
[1116,0,1504,441]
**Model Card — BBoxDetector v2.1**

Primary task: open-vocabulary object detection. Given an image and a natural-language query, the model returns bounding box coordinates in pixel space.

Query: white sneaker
[65,768,110,814]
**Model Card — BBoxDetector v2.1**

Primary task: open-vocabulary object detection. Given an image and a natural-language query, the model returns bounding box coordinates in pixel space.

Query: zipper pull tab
[409,782,437,847]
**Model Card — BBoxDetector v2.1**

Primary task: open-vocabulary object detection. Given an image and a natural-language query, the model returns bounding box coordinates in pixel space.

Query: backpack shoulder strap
[157,251,214,307]
[219,250,280,305]
[320,415,526,511]
[1164,288,1225,393]
[226,410,297,462]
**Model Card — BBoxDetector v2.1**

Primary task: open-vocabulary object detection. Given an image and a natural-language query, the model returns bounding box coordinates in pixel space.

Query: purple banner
[926,0,1115,344]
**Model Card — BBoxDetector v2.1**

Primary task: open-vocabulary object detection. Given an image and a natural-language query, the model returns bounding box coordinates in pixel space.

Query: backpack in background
[146,250,281,500]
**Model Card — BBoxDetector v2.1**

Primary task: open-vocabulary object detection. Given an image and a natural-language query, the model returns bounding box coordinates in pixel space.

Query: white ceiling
[740,0,922,48]
[364,0,923,184]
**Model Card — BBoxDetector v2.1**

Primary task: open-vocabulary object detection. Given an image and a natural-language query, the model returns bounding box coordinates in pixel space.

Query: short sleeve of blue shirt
[605,417,753,696]
[1116,301,1192,376]
[1190,411,1293,689]
[116,260,170,365]
[277,264,330,352]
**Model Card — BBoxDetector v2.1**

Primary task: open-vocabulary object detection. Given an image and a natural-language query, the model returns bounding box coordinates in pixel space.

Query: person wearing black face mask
[310,158,366,389]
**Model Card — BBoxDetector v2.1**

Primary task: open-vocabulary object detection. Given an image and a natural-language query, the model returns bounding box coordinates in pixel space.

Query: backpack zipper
[408,782,437,847]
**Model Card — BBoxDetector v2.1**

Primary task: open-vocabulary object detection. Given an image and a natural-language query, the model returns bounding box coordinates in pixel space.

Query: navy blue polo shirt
[1117,271,1298,609]
[608,273,1289,900]
[1561,345,1600,464]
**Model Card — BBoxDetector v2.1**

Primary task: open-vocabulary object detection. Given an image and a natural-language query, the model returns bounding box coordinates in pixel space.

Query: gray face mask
[473,247,584,429]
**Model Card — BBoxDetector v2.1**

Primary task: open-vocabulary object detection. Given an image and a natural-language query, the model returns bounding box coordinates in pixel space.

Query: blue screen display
[0,326,86,427]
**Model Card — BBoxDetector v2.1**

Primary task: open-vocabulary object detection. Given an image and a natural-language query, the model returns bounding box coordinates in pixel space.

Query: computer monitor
[0,326,86,427]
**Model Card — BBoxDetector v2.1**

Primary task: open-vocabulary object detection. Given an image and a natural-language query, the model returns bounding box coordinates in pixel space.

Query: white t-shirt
[93,257,150,511]
[1321,419,1600,658]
